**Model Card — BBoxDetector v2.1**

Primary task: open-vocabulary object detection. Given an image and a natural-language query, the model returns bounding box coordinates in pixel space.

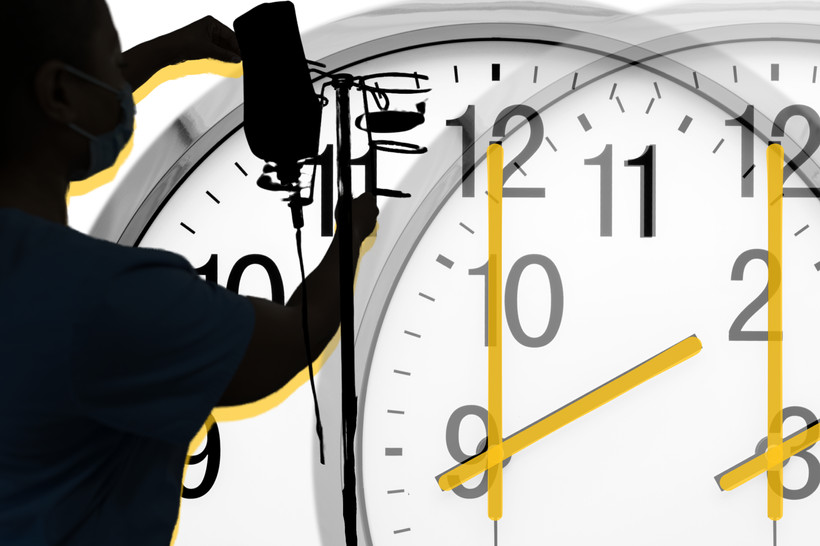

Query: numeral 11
[584,144,656,238]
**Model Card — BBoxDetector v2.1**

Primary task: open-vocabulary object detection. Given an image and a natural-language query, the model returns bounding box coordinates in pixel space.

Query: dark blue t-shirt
[0,207,255,545]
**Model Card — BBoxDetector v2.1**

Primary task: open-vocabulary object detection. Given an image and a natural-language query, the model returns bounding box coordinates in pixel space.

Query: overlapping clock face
[95,3,820,545]
[355,27,820,545]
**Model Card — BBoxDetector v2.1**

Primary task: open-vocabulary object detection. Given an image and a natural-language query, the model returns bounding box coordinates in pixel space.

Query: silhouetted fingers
[164,15,242,64]
[204,16,242,62]
[352,192,379,241]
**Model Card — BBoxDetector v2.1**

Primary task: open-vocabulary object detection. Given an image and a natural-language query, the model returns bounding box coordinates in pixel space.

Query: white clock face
[91,4,820,545]
[357,33,820,545]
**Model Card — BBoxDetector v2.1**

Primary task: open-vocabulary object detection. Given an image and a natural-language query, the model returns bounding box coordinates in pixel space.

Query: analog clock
[90,2,820,544]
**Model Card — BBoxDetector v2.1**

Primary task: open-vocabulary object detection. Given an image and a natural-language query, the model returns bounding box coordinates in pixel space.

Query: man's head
[1,0,128,179]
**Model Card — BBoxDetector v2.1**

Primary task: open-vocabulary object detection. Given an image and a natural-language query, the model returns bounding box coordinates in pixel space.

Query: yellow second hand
[487,143,503,521]
[767,143,784,521]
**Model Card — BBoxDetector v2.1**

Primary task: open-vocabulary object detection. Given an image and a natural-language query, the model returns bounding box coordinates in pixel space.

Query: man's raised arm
[217,192,378,407]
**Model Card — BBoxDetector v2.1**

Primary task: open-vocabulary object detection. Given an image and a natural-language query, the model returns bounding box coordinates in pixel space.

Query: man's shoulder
[1,207,191,270]
[0,208,196,306]
[75,231,193,272]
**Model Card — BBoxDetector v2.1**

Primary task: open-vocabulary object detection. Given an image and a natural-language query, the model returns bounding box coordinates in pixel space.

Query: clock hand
[715,421,820,491]
[715,144,795,502]
[487,142,503,522]
[436,335,702,491]
[714,144,792,517]
[767,142,784,521]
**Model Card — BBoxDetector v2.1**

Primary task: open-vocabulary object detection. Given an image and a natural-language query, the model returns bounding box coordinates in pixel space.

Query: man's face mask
[63,63,136,181]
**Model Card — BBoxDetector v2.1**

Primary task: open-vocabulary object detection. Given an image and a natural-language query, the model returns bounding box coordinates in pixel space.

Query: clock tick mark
[743,164,755,178]
[393,369,411,376]
[387,409,405,415]
[571,72,578,90]
[532,66,538,83]
[393,528,411,534]
[545,136,557,152]
[813,66,817,84]
[654,81,661,99]
[578,113,592,132]
[459,222,475,234]
[513,161,527,176]
[795,224,809,236]
[404,330,421,339]
[453,65,459,83]
[615,97,625,113]
[645,98,655,114]
[234,162,248,177]
[491,63,500,81]
[678,115,693,133]
[713,138,725,154]
[436,254,455,269]
[206,190,220,204]
[385,448,403,456]
[418,292,436,302]
[814,261,820,272]
[733,65,738,83]
[609,83,617,100]
[180,222,195,234]
[771,63,780,81]
[692,71,700,89]
[387,489,405,494]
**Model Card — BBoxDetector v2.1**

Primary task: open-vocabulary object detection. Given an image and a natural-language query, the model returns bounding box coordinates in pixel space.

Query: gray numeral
[753,406,820,500]
[468,254,563,348]
[445,405,512,499]
[729,249,773,341]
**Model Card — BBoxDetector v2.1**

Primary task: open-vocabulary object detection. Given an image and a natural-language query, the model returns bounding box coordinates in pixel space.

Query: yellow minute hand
[437,335,702,491]
[767,142,784,521]
[487,143,503,521]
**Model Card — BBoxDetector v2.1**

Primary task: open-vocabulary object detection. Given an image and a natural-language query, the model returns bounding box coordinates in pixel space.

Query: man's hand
[219,192,381,407]
[345,192,379,244]
[121,16,242,91]
[160,16,242,66]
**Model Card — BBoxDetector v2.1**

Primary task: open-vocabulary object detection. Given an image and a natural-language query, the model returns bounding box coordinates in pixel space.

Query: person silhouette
[0,1,378,544]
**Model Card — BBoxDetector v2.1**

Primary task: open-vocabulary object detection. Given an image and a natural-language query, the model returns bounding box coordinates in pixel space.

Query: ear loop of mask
[62,63,130,138]
[62,63,136,180]
[61,63,122,95]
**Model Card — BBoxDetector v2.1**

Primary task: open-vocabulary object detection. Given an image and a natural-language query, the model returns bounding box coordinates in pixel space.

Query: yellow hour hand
[437,335,702,491]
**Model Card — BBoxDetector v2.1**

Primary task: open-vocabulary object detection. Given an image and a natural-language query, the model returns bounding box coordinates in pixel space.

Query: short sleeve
[71,248,255,445]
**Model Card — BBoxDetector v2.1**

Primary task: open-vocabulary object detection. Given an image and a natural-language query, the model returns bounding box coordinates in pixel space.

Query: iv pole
[332,73,359,546]
[310,66,426,545]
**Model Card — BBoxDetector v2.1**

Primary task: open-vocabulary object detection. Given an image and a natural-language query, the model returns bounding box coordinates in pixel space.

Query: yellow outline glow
[70,59,244,546]
[171,226,378,544]
[66,59,243,205]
